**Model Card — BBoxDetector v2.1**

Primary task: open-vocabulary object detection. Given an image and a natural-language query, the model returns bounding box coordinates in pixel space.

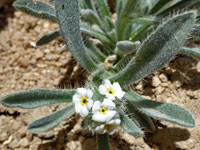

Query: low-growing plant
[1,0,200,149]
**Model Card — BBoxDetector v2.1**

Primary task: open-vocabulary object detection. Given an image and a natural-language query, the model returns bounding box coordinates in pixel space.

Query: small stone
[35,50,44,59]
[12,120,21,130]
[135,81,143,91]
[0,132,8,142]
[68,141,76,150]
[19,138,29,147]
[155,87,164,95]
[159,74,168,82]
[44,48,51,54]
[9,139,19,149]
[18,126,27,138]
[152,76,161,87]
[3,136,13,145]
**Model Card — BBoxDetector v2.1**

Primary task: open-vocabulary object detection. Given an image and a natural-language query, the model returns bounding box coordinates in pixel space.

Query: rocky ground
[0,2,200,150]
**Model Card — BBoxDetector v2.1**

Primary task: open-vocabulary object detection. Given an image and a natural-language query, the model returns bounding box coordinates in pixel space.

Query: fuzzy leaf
[180,47,200,60]
[28,104,74,133]
[81,9,102,27]
[125,90,195,127]
[13,0,57,22]
[157,0,200,17]
[80,23,114,45]
[150,0,173,14]
[191,24,200,37]
[126,103,156,132]
[96,0,111,19]
[0,89,75,109]
[84,37,106,62]
[80,0,96,11]
[116,0,139,40]
[112,11,196,86]
[119,110,144,137]
[55,0,97,72]
[36,29,60,46]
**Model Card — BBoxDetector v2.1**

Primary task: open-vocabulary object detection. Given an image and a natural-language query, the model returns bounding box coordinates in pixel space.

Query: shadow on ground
[0,1,15,32]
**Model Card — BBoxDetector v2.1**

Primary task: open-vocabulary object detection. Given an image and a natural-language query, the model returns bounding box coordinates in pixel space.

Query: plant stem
[97,133,110,150]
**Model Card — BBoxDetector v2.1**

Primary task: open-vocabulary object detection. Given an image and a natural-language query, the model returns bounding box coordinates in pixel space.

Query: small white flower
[92,98,116,123]
[72,88,93,117]
[99,79,125,100]
[95,118,121,135]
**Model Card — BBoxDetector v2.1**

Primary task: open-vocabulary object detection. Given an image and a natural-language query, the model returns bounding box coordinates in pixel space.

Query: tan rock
[152,76,161,87]
[19,138,29,147]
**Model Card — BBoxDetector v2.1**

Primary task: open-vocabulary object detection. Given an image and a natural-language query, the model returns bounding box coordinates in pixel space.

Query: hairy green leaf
[55,0,97,72]
[81,9,103,28]
[125,90,195,127]
[28,104,74,133]
[112,11,196,86]
[126,103,156,132]
[36,29,60,46]
[119,110,144,137]
[13,0,57,22]
[150,0,173,14]
[180,47,200,60]
[81,23,114,45]
[84,37,106,62]
[191,24,200,37]
[0,89,75,109]
[96,0,111,18]
[116,0,139,40]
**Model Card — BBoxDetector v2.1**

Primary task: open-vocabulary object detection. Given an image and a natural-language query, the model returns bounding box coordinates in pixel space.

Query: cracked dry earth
[0,3,200,150]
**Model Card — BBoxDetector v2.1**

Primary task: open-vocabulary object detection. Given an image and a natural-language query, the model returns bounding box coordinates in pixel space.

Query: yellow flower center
[99,106,107,115]
[80,96,88,106]
[107,88,114,95]
[104,124,113,131]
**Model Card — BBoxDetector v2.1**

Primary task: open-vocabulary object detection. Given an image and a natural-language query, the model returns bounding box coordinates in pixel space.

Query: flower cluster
[72,79,125,134]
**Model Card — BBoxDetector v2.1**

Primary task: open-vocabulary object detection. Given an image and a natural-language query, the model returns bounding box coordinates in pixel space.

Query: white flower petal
[105,110,116,122]
[115,119,121,125]
[74,102,81,113]
[77,88,87,96]
[92,112,107,122]
[95,125,104,134]
[104,79,111,86]
[109,129,116,135]
[113,82,125,99]
[87,99,93,110]
[92,101,101,113]
[72,94,80,103]
[79,106,89,117]
[102,99,116,109]
[106,93,115,100]
[115,91,125,100]
[99,85,107,95]
[113,82,121,91]
[86,89,93,98]
[107,119,115,124]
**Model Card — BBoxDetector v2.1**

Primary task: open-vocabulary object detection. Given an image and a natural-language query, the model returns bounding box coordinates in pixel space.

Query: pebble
[9,139,19,149]
[0,132,8,142]
[35,50,44,59]
[152,76,161,87]
[19,138,29,147]
[3,136,13,145]
[67,141,77,150]
[159,73,168,82]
